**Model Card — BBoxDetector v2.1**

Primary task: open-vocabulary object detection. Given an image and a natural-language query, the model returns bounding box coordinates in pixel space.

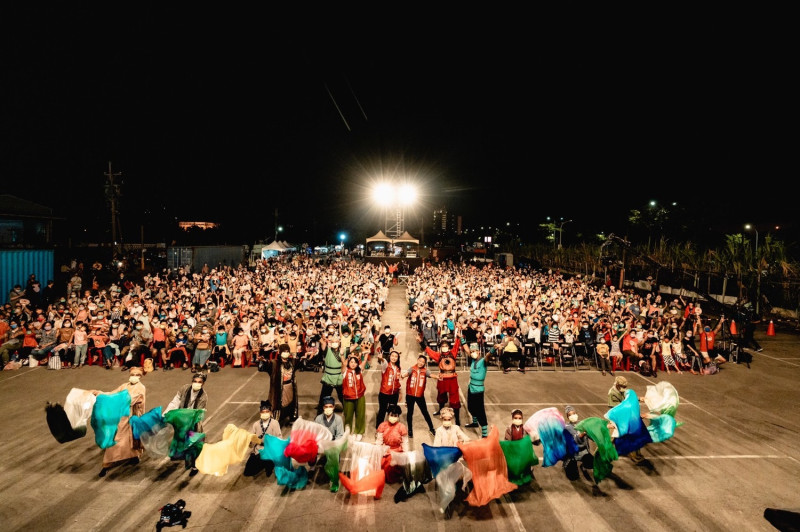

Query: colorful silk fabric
[421,443,463,478]
[606,389,653,455]
[196,424,259,476]
[523,407,578,467]
[458,426,517,506]
[90,390,131,449]
[499,434,538,485]
[129,406,164,441]
[285,417,332,464]
[574,417,618,482]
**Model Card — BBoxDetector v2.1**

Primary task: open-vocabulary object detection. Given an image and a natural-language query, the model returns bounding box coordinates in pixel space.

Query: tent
[365,230,392,256]
[392,231,419,258]
[261,240,289,259]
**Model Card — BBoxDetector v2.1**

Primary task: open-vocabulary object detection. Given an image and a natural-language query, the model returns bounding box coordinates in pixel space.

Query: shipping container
[0,249,54,304]
[166,246,246,272]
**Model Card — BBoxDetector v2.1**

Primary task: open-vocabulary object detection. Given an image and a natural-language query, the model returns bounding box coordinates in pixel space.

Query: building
[432,207,459,239]
[0,194,58,246]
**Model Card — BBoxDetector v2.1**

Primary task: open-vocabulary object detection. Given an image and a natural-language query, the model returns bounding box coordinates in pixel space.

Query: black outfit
[243,418,277,477]
[375,391,400,430]
[405,396,435,437]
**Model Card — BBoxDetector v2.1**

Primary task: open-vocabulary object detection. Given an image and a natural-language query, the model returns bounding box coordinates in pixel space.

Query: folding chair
[572,342,593,371]
[539,342,560,371]
[523,340,540,371]
[559,343,578,371]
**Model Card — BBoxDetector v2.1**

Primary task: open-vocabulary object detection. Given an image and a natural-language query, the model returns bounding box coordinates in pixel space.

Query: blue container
[0,249,54,304]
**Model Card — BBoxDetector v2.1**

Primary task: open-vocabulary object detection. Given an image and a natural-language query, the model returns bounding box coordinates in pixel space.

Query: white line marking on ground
[204,371,259,424]
[458,388,527,531]
[0,367,41,381]
[652,455,784,460]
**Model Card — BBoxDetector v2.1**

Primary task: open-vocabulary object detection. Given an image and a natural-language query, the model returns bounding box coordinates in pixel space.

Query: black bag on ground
[45,402,86,443]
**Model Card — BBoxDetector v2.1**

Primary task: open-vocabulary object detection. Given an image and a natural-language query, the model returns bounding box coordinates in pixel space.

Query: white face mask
[568,414,579,423]
[192,382,203,391]
[512,419,523,426]
[442,420,452,428]
[281,353,290,360]
[323,407,334,416]
[387,416,399,424]
[129,376,141,384]
[260,412,271,420]
[330,342,339,350]
[470,352,479,359]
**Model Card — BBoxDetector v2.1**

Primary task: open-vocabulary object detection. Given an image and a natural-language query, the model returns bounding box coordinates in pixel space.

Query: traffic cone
[729,319,738,336]
[767,320,776,336]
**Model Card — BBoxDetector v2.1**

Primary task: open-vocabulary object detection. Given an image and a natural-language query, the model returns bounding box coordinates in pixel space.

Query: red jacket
[342,368,366,399]
[379,362,402,395]
[405,366,429,397]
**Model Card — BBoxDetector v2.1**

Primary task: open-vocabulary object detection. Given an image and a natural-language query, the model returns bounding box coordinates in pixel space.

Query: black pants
[376,391,399,429]
[501,350,524,370]
[741,325,762,350]
[406,395,435,435]
[467,390,487,426]
[243,453,274,477]
[316,382,344,414]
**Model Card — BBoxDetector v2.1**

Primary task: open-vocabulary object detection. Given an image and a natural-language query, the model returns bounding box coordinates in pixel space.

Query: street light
[339,232,346,253]
[558,219,573,250]
[745,224,760,315]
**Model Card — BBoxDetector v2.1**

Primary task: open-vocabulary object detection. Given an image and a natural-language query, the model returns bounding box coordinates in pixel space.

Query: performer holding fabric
[164,373,208,476]
[375,404,409,484]
[91,366,146,478]
[425,334,462,425]
[244,401,282,477]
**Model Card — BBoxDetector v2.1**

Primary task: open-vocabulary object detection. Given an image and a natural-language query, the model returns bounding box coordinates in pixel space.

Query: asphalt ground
[1,283,799,532]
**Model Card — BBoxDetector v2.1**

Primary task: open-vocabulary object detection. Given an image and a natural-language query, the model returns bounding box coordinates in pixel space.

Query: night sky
[1,7,794,247]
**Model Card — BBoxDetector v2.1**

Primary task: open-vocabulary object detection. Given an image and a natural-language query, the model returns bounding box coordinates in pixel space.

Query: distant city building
[178,221,218,231]
[432,207,457,238]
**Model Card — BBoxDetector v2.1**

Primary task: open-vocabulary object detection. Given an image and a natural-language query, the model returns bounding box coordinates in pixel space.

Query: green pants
[343,396,366,435]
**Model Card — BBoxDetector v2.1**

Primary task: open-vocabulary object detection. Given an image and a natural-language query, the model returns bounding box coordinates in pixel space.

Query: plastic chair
[523,340,540,371]
[559,343,578,371]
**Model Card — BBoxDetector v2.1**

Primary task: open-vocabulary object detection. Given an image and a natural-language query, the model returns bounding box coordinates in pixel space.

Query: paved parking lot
[1,285,798,531]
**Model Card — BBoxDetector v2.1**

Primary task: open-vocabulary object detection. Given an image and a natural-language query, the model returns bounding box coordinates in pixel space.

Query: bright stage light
[372,183,394,207]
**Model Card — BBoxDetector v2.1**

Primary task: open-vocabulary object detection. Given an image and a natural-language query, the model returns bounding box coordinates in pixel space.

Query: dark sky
[1,7,794,247]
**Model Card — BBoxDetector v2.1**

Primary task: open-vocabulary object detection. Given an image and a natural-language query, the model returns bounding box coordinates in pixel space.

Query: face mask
[323,407,334,416]
[64,322,72,327]
[44,326,52,331]
[129,376,141,384]
[260,412,271,420]
[442,421,452,428]
[388,416,399,424]
[470,352,479,359]
[330,342,339,350]
[568,414,579,423]
[136,325,143,330]
[192,382,203,391]
[260,329,267,333]
[512,419,523,426]
[704,327,711,332]
[281,353,290,360]
[685,332,692,338]
[10,324,18,329]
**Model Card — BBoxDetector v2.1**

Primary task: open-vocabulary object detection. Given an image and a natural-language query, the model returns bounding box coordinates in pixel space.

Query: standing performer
[92,366,146,477]
[464,343,490,437]
[315,334,345,415]
[425,334,462,425]
[342,353,367,440]
[375,350,403,430]
[243,400,282,478]
[164,373,208,476]
[265,343,298,426]
[402,354,436,439]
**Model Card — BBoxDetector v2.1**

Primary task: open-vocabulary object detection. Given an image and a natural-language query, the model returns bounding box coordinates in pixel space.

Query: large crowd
[3,257,763,501]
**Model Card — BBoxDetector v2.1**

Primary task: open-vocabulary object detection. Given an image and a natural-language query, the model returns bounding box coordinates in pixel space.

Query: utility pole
[274,208,278,242]
[104,162,123,259]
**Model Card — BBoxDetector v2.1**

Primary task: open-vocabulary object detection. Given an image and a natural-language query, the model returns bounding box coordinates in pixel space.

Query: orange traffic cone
[729,319,738,336]
[766,320,776,336]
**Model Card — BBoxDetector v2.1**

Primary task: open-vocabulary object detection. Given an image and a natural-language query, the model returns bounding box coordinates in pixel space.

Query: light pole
[339,232,346,255]
[745,224,760,315]
[558,219,573,250]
